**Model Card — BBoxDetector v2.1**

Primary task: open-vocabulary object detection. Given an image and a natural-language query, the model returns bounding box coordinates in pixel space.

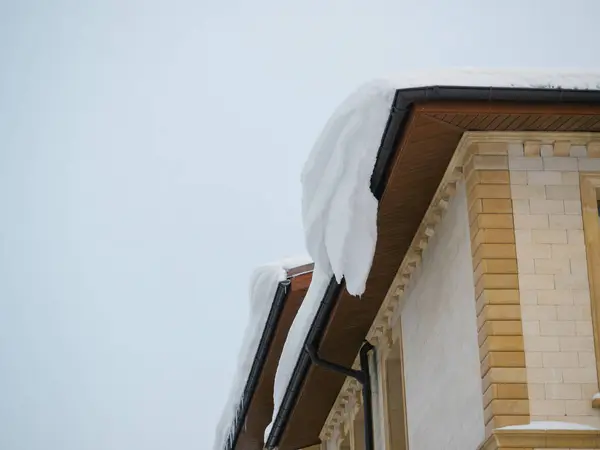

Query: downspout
[306,341,375,450]
[358,342,375,450]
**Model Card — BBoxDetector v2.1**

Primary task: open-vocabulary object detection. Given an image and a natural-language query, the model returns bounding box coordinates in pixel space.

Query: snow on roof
[498,421,599,431]
[213,256,311,450]
[302,81,394,296]
[271,267,332,423]
[377,68,600,91]
[266,68,600,442]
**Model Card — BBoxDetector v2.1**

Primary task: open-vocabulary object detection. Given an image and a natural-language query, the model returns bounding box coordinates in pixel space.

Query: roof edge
[224,280,290,450]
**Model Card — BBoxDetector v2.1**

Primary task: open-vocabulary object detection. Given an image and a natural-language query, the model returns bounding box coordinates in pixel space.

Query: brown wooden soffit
[277,102,600,450]
[234,269,312,450]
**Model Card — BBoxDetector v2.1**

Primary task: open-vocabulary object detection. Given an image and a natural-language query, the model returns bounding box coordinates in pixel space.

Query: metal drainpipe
[358,341,375,450]
[305,340,375,450]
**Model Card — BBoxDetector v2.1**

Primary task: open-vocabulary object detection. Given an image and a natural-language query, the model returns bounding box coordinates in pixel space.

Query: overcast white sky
[1,1,600,449]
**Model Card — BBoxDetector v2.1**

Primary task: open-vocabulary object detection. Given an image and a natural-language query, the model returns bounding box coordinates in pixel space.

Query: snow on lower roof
[266,68,600,442]
[272,267,332,422]
[213,256,311,450]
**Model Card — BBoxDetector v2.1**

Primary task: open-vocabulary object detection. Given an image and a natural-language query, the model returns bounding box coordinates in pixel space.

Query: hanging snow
[269,81,397,430]
[302,80,396,296]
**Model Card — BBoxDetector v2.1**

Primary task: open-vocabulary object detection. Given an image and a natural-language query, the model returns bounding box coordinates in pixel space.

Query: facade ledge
[478,426,600,449]
[494,426,600,448]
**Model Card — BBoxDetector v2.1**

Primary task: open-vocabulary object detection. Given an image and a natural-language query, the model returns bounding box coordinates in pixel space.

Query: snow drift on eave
[302,67,600,295]
[213,256,311,450]
[302,80,399,296]
[268,68,600,441]
[269,80,398,429]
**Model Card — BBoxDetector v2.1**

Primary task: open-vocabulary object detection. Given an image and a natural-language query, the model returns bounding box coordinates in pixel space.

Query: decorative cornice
[320,376,363,443]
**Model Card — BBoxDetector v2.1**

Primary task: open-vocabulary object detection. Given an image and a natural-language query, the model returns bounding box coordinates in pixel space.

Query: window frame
[579,172,600,389]
[377,331,409,450]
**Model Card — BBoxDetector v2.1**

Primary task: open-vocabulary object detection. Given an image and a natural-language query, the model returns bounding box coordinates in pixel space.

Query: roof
[214,260,313,450]
[266,80,600,449]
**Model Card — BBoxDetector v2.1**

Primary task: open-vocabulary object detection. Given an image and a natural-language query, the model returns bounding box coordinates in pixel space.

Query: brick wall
[508,139,600,428]
[463,144,531,439]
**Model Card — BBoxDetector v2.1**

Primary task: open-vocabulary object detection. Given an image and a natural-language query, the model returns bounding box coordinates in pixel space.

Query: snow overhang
[266,84,600,450]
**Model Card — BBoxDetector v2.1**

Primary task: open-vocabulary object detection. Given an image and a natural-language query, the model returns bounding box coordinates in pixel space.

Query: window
[579,173,600,388]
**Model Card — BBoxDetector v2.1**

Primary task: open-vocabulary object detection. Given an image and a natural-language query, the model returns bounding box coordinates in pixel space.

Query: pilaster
[465,142,530,438]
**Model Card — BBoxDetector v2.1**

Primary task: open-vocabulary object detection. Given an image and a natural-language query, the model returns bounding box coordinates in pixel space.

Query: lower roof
[224,265,312,450]
[267,86,600,450]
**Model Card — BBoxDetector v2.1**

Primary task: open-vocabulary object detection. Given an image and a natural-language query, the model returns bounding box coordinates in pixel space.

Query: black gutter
[224,279,291,450]
[265,84,600,450]
[372,84,600,199]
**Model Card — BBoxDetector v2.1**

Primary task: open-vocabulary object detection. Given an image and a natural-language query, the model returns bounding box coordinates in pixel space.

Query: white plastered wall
[399,182,485,449]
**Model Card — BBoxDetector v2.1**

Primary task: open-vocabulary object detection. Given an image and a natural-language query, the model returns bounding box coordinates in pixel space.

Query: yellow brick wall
[464,146,530,439]
[506,139,600,429]
[467,135,600,450]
